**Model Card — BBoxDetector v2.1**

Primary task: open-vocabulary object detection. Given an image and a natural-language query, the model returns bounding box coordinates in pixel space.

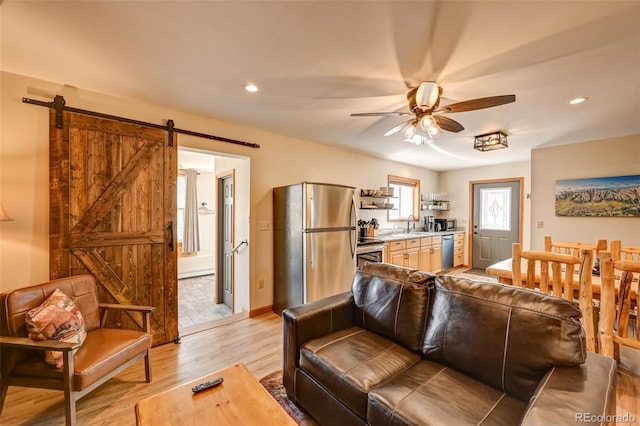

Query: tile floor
[178,274,232,330]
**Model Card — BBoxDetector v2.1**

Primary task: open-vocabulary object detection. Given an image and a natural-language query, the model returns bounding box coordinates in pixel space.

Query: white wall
[530,135,640,249]
[0,71,435,314]
[439,161,532,265]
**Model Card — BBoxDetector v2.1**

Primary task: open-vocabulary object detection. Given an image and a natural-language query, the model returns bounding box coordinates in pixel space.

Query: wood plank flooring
[178,275,232,330]
[1,297,638,425]
[0,313,283,426]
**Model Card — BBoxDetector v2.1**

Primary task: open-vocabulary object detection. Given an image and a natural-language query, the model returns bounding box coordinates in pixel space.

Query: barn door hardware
[22,96,260,148]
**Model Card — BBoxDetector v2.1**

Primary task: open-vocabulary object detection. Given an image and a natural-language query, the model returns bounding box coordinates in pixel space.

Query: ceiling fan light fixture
[419,115,436,131]
[415,82,439,109]
[474,131,508,152]
[401,122,417,139]
[427,125,440,138]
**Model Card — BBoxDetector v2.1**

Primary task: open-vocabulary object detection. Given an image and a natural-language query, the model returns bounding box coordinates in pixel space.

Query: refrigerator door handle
[349,195,357,258]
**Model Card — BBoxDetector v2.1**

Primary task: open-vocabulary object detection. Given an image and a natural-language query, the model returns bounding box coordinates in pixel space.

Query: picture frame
[555,174,640,217]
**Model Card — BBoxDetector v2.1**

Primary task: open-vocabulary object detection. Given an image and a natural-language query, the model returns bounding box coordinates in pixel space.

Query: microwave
[446,219,457,230]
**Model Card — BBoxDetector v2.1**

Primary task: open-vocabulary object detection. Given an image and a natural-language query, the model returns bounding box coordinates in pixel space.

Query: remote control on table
[192,377,224,394]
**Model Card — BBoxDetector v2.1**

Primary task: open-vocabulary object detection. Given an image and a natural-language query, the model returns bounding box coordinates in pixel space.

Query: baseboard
[249,305,274,318]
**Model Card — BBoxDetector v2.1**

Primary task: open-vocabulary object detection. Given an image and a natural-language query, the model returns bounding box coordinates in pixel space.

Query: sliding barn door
[49,110,177,345]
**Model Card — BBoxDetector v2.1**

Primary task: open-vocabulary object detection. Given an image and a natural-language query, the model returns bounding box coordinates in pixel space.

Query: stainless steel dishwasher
[442,234,454,270]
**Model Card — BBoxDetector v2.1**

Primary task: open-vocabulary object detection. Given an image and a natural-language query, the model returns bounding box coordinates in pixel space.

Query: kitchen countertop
[375,229,465,242]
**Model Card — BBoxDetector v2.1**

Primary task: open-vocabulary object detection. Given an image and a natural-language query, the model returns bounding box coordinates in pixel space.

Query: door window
[480,187,511,231]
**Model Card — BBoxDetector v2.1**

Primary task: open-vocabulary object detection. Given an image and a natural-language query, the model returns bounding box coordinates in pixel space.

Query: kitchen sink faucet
[407,215,415,233]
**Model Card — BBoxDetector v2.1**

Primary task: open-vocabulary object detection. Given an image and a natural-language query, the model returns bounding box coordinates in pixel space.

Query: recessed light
[569,97,587,105]
[243,83,259,93]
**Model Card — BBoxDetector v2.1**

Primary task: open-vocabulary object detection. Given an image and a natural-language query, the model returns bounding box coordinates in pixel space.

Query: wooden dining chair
[610,240,640,261]
[512,243,597,351]
[544,235,607,257]
[598,251,640,359]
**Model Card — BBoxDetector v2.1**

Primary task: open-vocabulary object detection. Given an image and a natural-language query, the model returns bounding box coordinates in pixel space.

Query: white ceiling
[2,1,639,171]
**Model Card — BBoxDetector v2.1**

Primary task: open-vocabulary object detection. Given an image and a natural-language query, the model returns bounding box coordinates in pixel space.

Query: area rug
[463,268,495,278]
[259,370,318,425]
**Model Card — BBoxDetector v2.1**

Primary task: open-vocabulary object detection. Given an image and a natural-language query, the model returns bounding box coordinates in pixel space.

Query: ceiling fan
[351,81,515,142]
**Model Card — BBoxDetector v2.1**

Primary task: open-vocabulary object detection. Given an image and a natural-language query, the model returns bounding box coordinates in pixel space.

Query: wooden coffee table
[135,363,296,425]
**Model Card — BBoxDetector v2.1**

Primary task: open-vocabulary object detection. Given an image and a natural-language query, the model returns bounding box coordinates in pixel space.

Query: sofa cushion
[299,326,420,419]
[25,288,88,368]
[422,275,585,401]
[13,327,151,390]
[352,264,433,351]
[368,359,527,426]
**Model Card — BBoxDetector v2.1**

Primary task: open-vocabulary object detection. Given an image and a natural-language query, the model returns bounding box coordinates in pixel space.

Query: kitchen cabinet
[420,236,442,273]
[386,238,420,269]
[454,233,465,267]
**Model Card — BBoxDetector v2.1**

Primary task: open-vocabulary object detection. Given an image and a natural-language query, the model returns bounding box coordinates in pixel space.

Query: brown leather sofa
[283,263,616,425]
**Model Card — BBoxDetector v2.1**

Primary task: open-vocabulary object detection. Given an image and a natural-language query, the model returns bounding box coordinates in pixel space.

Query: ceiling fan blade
[434,115,464,133]
[415,82,440,109]
[350,112,412,117]
[383,119,413,136]
[436,95,516,114]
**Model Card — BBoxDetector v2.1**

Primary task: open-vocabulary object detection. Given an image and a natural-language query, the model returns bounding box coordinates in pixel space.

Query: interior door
[472,180,521,269]
[49,110,177,345]
[218,172,234,309]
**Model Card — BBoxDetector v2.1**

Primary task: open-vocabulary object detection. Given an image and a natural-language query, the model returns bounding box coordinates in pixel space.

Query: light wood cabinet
[386,239,420,269]
[419,236,442,273]
[454,233,464,267]
[386,232,463,273]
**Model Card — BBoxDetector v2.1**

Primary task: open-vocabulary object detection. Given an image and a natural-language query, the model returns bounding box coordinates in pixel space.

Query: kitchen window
[388,175,420,221]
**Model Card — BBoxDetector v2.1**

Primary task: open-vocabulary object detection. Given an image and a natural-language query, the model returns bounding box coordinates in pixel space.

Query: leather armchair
[0,275,155,426]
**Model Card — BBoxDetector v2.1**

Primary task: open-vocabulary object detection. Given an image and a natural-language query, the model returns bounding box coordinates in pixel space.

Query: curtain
[182,170,200,253]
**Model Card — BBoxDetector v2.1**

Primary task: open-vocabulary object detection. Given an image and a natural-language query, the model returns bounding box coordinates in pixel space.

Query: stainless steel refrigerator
[273,182,357,314]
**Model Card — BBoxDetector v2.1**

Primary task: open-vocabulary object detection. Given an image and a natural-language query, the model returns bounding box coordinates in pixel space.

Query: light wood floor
[1,294,638,425]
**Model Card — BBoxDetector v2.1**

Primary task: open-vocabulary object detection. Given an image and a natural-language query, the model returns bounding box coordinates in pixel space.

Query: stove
[356,238,385,267]
[357,237,384,246]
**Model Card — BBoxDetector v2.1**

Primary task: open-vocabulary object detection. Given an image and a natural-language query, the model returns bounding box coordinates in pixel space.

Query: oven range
[356,238,385,268]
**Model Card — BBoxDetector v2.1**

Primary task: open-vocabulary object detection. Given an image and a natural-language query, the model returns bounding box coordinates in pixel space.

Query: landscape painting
[555,175,640,217]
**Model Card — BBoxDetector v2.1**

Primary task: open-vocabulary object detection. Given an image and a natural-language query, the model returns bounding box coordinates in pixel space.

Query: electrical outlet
[258,221,270,231]
[537,221,544,228]
[258,279,265,289]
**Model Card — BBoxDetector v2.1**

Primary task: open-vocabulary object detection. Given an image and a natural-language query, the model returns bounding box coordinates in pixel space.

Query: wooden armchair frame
[0,275,155,426]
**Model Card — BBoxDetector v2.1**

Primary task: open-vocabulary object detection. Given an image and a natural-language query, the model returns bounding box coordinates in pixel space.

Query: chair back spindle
[610,240,640,261]
[598,251,640,358]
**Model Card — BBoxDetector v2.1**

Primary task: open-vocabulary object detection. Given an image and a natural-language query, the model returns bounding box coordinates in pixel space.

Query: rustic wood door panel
[50,111,177,345]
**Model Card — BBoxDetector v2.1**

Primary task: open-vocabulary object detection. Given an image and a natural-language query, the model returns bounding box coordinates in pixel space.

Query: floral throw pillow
[25,288,88,368]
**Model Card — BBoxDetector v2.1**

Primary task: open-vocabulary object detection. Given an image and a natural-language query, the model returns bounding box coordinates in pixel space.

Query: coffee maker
[424,216,434,232]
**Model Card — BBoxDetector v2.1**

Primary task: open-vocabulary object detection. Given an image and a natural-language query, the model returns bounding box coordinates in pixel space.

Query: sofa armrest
[520,352,617,426]
[282,291,355,398]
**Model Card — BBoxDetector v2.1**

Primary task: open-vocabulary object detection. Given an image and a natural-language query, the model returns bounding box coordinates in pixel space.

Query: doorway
[470,178,523,269]
[176,148,249,334]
